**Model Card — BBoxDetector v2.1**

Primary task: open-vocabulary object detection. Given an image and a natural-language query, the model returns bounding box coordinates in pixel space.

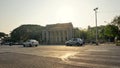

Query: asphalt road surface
[0,44,120,68]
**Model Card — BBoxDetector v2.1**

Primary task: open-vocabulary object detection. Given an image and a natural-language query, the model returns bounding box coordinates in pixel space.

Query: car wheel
[76,43,80,46]
[80,44,83,46]
[23,45,26,47]
[66,43,70,46]
[35,45,38,47]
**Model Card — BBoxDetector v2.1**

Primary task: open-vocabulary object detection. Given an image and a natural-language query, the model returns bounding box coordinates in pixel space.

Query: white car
[23,39,39,47]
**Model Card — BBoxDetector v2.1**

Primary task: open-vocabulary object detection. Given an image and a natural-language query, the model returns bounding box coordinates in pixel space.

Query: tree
[79,30,87,40]
[104,24,119,42]
[111,15,120,41]
[11,24,44,42]
[73,28,88,42]
[73,28,80,38]
[87,26,96,42]
[0,32,6,38]
[86,25,118,43]
[111,15,120,29]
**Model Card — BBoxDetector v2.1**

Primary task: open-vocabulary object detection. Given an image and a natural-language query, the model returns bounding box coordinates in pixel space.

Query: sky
[0,0,120,34]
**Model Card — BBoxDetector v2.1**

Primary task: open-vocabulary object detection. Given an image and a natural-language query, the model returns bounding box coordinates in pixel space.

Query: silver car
[65,38,83,46]
[23,39,39,47]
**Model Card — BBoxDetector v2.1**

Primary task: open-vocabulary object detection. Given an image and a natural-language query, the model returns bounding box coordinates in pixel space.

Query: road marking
[86,49,109,52]
[60,52,78,62]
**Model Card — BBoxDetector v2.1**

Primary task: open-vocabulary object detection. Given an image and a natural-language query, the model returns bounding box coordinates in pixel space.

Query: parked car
[65,38,84,46]
[23,39,39,47]
[3,42,13,46]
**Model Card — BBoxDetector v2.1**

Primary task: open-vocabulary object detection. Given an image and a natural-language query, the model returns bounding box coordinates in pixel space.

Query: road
[0,44,120,68]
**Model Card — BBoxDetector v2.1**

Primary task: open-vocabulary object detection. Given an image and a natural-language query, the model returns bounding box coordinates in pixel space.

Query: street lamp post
[94,7,98,45]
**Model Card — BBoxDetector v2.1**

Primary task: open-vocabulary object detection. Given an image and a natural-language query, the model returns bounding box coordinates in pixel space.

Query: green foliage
[87,26,96,41]
[73,28,88,41]
[104,25,118,37]
[98,26,106,40]
[79,30,87,40]
[73,28,80,38]
[104,24,119,42]
[11,24,44,42]
[87,25,119,42]
[112,15,120,29]
[0,32,10,43]
[0,32,6,38]
[111,15,120,41]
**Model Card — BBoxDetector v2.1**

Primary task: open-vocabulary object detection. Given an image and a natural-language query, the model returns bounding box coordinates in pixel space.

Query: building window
[57,37,59,42]
[66,37,67,40]
[61,37,63,42]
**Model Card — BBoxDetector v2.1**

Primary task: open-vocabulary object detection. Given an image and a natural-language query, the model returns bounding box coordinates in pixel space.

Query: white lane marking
[60,52,78,62]
[86,49,109,52]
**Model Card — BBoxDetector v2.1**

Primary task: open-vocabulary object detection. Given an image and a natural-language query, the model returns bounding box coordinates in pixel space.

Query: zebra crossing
[64,46,120,68]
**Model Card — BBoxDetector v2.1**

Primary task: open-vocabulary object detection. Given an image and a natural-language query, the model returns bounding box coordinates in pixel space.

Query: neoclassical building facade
[42,23,73,44]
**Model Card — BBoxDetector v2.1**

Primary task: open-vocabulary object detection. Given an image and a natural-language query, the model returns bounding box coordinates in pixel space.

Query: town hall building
[42,23,74,44]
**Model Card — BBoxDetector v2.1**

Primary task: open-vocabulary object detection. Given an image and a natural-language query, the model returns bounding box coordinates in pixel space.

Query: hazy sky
[0,0,120,33]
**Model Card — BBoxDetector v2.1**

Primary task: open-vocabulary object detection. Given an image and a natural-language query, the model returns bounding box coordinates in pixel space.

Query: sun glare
[56,6,75,22]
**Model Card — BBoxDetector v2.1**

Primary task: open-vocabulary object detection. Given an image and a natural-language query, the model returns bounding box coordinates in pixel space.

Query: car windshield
[72,38,77,41]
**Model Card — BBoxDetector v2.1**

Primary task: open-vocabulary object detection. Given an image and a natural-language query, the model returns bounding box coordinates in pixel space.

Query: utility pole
[94,7,98,45]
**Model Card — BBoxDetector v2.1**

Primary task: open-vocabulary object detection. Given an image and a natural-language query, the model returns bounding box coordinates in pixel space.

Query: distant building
[42,23,74,44]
